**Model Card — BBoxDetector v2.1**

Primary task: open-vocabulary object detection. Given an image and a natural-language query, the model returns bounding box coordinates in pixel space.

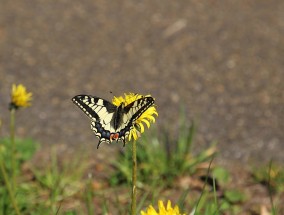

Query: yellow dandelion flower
[112,93,158,141]
[141,200,186,215]
[10,84,32,109]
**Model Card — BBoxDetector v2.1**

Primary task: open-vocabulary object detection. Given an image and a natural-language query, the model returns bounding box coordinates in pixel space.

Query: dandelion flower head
[10,84,32,109]
[141,200,185,215]
[112,93,158,141]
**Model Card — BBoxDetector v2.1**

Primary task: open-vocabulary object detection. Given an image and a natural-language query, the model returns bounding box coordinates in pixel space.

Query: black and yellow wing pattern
[72,95,154,148]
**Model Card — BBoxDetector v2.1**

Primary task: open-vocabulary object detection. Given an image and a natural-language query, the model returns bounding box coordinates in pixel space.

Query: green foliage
[0,138,38,171]
[110,122,216,187]
[252,162,284,194]
[212,167,230,184]
[192,163,246,215]
[193,189,244,215]
[0,136,89,215]
[31,149,86,214]
[84,175,95,215]
[251,161,284,215]
[0,138,38,215]
[224,190,245,203]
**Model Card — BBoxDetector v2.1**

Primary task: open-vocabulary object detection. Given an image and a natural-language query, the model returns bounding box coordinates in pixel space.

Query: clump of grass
[0,138,38,215]
[31,148,87,214]
[110,120,216,188]
[251,161,284,214]
[252,161,284,194]
[190,165,246,215]
[0,137,90,214]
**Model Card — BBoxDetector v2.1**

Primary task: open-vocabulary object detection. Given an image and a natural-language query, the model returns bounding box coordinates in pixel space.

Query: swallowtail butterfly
[72,95,155,148]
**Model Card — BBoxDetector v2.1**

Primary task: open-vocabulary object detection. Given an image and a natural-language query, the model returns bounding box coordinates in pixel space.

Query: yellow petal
[146,115,156,123]
[141,118,150,128]
[158,200,166,212]
[138,122,145,133]
[166,200,172,210]
[129,128,138,141]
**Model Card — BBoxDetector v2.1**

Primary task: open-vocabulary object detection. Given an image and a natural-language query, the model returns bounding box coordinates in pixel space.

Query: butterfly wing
[72,95,118,146]
[114,96,155,141]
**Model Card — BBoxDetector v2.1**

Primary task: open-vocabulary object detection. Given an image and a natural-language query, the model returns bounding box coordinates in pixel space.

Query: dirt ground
[0,0,283,166]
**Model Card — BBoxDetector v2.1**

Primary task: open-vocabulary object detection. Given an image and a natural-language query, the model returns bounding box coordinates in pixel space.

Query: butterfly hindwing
[72,95,155,148]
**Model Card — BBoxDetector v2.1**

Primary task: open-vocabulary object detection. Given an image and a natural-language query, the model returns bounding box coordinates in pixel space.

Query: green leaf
[212,167,230,184]
[219,200,230,210]
[224,190,245,203]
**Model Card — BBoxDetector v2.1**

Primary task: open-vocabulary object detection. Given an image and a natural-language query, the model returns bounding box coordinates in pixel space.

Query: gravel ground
[0,0,283,165]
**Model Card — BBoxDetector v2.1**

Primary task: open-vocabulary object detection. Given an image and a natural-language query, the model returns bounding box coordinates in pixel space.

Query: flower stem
[131,140,137,215]
[10,108,16,190]
[0,160,21,215]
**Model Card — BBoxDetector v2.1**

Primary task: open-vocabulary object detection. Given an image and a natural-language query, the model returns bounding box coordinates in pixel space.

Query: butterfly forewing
[72,95,116,121]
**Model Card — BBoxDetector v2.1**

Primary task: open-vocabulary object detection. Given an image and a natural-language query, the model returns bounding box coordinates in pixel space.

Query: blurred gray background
[0,0,283,164]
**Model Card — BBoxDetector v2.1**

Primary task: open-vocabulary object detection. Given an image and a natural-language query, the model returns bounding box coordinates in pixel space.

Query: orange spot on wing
[110,133,120,141]
[114,133,119,139]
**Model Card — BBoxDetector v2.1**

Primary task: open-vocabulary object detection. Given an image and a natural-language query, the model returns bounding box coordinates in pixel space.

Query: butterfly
[72,95,155,148]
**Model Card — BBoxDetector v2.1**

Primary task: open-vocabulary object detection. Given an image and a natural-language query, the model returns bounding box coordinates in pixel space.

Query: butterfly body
[72,95,154,148]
